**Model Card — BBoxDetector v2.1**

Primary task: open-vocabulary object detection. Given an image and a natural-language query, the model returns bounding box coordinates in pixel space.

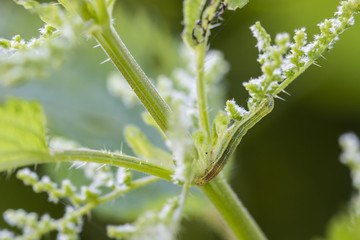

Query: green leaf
[0,98,49,171]
[182,0,206,48]
[211,111,230,148]
[125,125,174,170]
[141,112,166,139]
[14,0,67,30]
[317,212,360,240]
[225,0,249,10]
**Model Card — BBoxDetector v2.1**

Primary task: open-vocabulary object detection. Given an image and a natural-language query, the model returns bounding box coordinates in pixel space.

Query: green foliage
[0,166,159,240]
[226,100,247,121]
[0,0,360,239]
[317,212,360,240]
[108,197,181,240]
[0,1,82,85]
[225,0,249,10]
[125,125,174,170]
[182,0,249,47]
[182,0,206,48]
[244,0,360,108]
[211,112,229,148]
[314,133,360,240]
[0,99,48,171]
[244,22,290,107]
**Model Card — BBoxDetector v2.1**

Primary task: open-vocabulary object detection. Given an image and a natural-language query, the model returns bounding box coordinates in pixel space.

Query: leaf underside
[0,98,49,172]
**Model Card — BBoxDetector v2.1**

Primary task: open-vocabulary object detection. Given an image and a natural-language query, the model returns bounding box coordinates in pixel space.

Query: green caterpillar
[194,95,274,185]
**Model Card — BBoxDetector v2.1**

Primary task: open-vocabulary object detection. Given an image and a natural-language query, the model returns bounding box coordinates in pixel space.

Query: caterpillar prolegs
[194,95,274,185]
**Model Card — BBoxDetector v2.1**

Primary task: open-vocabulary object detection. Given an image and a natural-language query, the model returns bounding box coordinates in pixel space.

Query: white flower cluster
[226,99,249,121]
[244,22,290,108]
[339,133,360,190]
[1,208,80,240]
[107,197,181,240]
[157,45,229,132]
[339,132,360,215]
[166,103,195,183]
[0,165,132,240]
[2,209,60,240]
[243,0,360,109]
[0,1,82,85]
[17,167,100,205]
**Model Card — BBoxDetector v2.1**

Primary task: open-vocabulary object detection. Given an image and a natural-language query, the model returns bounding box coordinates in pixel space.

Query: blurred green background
[1,0,360,239]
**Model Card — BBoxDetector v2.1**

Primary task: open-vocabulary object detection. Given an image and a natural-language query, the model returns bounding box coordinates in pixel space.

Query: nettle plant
[0,0,360,239]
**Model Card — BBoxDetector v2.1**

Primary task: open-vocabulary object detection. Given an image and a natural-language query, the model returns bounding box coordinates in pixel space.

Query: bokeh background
[1,0,360,239]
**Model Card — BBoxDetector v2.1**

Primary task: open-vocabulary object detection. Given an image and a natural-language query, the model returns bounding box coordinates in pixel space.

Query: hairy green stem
[200,174,267,240]
[51,149,174,181]
[58,0,171,131]
[0,150,174,182]
[195,42,211,142]
[92,26,171,133]
[273,60,312,96]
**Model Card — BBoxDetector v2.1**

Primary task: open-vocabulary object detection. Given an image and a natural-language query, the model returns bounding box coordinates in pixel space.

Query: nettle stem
[93,26,171,133]
[200,175,268,240]
[52,149,174,181]
[85,4,265,239]
[195,42,211,141]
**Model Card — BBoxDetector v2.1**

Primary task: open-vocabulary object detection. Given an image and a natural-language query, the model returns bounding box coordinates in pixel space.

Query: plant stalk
[93,26,172,133]
[199,174,267,240]
[195,42,211,142]
[52,149,174,181]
